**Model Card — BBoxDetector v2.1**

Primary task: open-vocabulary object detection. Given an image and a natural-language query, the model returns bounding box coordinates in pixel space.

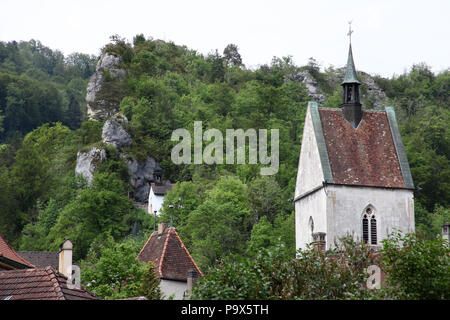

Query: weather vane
[347,20,354,44]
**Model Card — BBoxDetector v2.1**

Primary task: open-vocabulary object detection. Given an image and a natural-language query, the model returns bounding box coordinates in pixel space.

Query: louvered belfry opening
[341,43,362,128]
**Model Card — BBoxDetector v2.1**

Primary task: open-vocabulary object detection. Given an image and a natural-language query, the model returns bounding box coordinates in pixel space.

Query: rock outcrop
[86,53,127,121]
[122,154,161,202]
[102,113,132,148]
[287,68,386,108]
[76,111,160,202]
[75,147,106,184]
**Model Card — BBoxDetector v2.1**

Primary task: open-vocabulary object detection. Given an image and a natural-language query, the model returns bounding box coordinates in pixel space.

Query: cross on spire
[347,20,353,43]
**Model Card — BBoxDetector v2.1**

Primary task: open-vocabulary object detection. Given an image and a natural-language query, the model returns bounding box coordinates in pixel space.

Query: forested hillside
[0,35,448,287]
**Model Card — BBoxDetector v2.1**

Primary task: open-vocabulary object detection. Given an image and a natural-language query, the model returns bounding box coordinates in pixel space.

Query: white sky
[1,0,449,78]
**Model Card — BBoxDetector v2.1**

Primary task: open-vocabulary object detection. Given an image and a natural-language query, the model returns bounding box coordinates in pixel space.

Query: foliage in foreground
[378,231,449,300]
[191,233,450,300]
[81,237,162,300]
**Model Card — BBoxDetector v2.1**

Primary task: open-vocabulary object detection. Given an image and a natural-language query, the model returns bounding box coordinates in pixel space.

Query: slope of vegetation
[0,36,448,299]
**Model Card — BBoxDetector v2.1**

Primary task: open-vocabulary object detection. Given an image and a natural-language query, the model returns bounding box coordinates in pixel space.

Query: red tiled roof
[0,266,98,300]
[137,227,202,281]
[318,108,405,188]
[0,234,34,269]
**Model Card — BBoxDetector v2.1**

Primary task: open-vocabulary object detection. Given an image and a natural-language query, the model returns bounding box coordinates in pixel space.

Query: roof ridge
[137,231,155,259]
[45,266,66,300]
[171,229,203,276]
[159,229,172,277]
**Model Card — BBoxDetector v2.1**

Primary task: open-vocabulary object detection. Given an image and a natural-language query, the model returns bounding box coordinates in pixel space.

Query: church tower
[341,42,362,128]
[294,27,415,251]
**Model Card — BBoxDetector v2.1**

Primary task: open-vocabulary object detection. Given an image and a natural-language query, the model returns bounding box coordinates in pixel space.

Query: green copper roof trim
[309,101,334,184]
[341,43,361,85]
[385,106,415,189]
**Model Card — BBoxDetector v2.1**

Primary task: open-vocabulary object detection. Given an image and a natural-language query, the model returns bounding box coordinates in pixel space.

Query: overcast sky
[1,0,449,77]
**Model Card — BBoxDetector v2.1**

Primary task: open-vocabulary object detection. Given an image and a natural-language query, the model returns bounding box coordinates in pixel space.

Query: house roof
[0,234,34,269]
[151,183,175,196]
[17,251,59,269]
[309,102,414,189]
[137,226,202,281]
[0,266,98,300]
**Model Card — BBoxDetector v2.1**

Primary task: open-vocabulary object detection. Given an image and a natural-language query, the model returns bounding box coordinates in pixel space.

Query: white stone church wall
[295,189,328,251]
[325,185,415,248]
[296,185,415,251]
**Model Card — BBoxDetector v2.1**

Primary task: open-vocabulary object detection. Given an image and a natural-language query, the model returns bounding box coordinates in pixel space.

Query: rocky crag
[76,52,162,205]
[86,53,127,121]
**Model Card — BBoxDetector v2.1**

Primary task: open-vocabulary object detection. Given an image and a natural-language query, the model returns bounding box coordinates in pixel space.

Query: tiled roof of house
[151,183,175,196]
[137,226,202,281]
[0,234,34,269]
[17,251,59,269]
[0,266,98,300]
[315,107,413,189]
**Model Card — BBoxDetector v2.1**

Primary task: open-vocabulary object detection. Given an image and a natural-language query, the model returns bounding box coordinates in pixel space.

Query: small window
[309,216,314,233]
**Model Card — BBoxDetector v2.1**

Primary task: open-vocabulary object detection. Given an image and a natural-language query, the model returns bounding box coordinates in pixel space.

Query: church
[294,36,415,251]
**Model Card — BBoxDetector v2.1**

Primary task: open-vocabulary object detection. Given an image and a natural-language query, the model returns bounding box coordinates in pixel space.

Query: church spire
[341,21,362,128]
[342,43,361,85]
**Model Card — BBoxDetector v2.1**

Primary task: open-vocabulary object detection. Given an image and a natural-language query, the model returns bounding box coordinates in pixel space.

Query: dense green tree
[185,176,250,268]
[81,239,162,299]
[223,44,243,68]
[380,231,450,300]
[192,237,377,300]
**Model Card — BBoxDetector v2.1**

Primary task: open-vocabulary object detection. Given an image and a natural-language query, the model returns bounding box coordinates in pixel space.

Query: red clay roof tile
[318,108,406,188]
[0,234,34,269]
[0,267,98,300]
[137,226,202,281]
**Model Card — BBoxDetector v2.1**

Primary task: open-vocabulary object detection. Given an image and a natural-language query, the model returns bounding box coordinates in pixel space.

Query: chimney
[185,269,199,299]
[158,222,168,234]
[58,239,73,278]
[312,232,326,252]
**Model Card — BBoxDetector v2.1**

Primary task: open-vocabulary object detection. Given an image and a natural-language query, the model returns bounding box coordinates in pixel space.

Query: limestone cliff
[78,53,161,205]
[86,53,127,121]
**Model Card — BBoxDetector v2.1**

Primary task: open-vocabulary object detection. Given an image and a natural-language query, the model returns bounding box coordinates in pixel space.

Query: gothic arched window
[362,207,377,245]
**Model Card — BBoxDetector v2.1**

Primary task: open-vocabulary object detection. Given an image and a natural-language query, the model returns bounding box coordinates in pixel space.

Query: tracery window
[362,207,377,245]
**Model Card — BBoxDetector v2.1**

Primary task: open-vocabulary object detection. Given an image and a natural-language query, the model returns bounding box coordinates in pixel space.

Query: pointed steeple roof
[342,43,361,85]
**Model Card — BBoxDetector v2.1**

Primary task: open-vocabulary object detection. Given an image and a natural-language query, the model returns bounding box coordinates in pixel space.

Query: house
[137,223,202,300]
[294,40,415,251]
[0,234,34,270]
[148,182,175,216]
[0,267,98,300]
[0,235,97,300]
